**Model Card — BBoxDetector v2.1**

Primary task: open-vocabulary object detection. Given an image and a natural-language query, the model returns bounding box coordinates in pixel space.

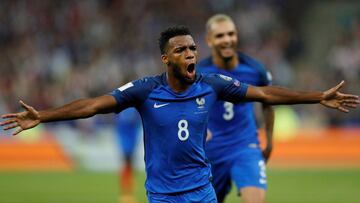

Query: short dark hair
[158,26,192,54]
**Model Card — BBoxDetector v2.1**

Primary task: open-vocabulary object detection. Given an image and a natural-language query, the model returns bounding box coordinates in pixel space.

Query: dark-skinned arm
[1,95,118,135]
[245,81,359,112]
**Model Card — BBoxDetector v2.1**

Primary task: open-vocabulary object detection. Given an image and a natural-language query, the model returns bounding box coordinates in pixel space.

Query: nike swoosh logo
[154,103,170,108]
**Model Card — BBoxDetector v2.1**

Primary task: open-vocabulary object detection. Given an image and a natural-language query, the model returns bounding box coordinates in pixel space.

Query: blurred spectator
[0,0,358,130]
[326,18,360,126]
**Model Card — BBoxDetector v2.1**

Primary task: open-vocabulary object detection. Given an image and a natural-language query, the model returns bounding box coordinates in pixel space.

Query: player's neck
[166,72,192,93]
[213,54,238,70]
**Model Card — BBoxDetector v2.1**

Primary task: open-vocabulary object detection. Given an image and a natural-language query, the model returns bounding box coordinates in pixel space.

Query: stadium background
[0,0,359,202]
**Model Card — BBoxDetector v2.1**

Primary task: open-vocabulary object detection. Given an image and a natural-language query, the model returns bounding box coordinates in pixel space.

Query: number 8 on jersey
[178,119,189,141]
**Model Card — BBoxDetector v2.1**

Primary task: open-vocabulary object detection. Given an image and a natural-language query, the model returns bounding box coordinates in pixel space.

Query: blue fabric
[231,146,267,190]
[115,107,141,156]
[197,52,271,198]
[110,73,248,194]
[147,183,217,203]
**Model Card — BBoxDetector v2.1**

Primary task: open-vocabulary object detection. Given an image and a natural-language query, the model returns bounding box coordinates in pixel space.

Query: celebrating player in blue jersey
[1,26,358,203]
[115,107,142,203]
[197,14,274,203]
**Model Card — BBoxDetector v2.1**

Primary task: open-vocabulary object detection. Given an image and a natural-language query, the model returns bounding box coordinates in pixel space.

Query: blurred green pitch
[0,169,359,203]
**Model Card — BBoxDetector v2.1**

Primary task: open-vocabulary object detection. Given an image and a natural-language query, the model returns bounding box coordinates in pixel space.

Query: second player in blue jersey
[197,14,274,203]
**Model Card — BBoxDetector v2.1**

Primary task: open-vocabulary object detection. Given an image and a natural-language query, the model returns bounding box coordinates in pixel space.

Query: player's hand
[262,144,272,163]
[320,81,359,113]
[0,100,40,136]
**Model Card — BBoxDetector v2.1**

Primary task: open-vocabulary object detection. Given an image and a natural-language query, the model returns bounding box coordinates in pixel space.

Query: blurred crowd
[0,0,359,129]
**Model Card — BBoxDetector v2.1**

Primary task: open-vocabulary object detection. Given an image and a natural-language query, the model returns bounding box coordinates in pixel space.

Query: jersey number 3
[223,102,234,121]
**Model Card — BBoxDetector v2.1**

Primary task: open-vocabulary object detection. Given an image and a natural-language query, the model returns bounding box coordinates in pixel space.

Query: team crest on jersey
[219,74,233,81]
[196,97,205,108]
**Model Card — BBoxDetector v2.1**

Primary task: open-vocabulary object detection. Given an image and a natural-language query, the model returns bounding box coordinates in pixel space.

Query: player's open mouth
[187,63,195,74]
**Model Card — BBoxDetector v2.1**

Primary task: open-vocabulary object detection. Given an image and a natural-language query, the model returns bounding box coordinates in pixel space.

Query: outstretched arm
[245,81,359,112]
[1,95,118,135]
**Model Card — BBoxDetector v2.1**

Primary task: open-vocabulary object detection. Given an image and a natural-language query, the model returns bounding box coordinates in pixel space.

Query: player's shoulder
[132,73,165,88]
[238,52,268,73]
[197,57,222,75]
[199,73,248,101]
[200,73,239,87]
[111,74,166,107]
[238,52,272,85]
[197,56,213,67]
[115,73,165,96]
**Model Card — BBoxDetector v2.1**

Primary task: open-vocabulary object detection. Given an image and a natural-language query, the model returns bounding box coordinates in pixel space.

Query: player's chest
[140,95,214,126]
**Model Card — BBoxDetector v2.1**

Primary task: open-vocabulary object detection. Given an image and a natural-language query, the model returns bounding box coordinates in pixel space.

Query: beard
[169,61,196,85]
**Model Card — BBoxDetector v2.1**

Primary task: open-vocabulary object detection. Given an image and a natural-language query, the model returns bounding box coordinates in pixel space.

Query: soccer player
[1,26,358,203]
[115,107,142,203]
[197,14,273,203]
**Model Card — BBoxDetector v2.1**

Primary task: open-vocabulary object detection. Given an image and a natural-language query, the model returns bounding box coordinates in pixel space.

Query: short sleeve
[238,52,272,86]
[110,77,153,113]
[259,69,273,86]
[203,74,248,103]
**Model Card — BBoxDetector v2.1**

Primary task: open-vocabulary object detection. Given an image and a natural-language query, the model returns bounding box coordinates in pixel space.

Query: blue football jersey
[110,73,248,194]
[115,107,142,156]
[197,52,272,164]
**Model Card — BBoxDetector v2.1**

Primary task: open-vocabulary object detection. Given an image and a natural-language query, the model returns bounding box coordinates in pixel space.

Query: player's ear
[161,54,169,65]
